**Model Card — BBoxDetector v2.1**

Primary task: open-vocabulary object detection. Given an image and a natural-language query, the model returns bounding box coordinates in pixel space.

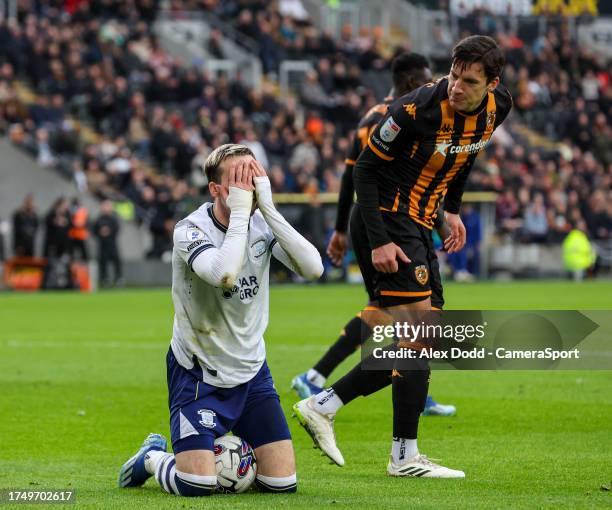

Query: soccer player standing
[294,35,512,477]
[118,144,323,496]
[291,53,456,417]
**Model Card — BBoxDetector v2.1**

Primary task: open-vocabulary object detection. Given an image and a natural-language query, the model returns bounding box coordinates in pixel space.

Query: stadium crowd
[0,0,609,267]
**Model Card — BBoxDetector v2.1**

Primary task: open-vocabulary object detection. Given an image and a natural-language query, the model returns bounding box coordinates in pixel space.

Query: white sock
[144,450,171,475]
[312,388,343,415]
[391,437,418,464]
[256,473,297,492]
[306,368,326,387]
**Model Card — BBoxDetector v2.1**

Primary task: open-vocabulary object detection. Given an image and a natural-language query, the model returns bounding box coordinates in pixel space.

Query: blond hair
[203,143,254,183]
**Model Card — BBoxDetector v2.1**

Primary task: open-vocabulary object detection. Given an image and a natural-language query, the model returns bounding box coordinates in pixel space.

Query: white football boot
[387,454,465,478]
[292,397,345,467]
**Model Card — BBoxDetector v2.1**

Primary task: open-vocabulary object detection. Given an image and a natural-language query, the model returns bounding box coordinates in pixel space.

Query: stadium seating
[0,0,609,277]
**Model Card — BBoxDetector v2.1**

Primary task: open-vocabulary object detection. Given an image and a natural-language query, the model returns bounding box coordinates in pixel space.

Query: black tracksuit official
[93,206,122,284]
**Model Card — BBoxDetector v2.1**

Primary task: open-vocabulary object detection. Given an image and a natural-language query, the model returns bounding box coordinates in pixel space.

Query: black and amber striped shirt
[355,77,512,248]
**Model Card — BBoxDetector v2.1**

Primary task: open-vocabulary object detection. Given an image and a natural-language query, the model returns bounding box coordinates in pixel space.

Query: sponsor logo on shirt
[403,103,416,119]
[187,239,205,252]
[187,227,203,241]
[221,275,260,303]
[370,135,390,151]
[435,138,491,156]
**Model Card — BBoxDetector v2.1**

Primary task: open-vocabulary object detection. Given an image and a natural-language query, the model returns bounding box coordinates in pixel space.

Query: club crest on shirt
[380,116,401,142]
[486,111,496,130]
[249,238,267,261]
[197,409,216,429]
[415,265,429,286]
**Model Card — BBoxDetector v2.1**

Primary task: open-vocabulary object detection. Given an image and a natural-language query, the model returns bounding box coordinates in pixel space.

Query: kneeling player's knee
[255,473,297,493]
[174,470,216,497]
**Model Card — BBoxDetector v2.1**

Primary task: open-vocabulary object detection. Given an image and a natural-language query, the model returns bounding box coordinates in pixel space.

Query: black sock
[332,363,391,405]
[313,316,371,378]
[391,361,430,439]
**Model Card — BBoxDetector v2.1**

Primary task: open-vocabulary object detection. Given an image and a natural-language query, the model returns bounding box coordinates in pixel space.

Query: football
[214,435,257,493]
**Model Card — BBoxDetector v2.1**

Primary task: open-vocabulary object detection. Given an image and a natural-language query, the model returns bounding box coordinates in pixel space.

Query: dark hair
[203,143,254,183]
[391,52,430,89]
[452,35,505,83]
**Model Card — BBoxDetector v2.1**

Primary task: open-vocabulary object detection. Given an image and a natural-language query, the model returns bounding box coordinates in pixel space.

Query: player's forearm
[335,163,355,232]
[192,211,249,288]
[354,148,392,248]
[254,177,323,280]
[192,192,251,288]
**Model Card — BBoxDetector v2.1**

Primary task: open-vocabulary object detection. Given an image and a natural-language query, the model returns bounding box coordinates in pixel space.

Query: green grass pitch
[0,281,611,509]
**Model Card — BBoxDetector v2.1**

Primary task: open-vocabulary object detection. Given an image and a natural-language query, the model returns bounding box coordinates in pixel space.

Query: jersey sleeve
[367,100,417,161]
[345,126,362,167]
[335,133,362,232]
[173,221,216,271]
[494,85,513,128]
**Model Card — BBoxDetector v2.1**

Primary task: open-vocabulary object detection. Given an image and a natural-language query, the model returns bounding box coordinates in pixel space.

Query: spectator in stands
[68,198,89,261]
[239,127,269,169]
[0,217,6,261]
[93,199,122,287]
[43,197,71,258]
[1,0,609,265]
[35,127,55,167]
[12,194,39,257]
[522,193,549,243]
[207,28,226,59]
[584,190,611,241]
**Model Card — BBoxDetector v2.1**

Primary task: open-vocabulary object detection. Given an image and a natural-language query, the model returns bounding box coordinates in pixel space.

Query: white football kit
[170,178,323,388]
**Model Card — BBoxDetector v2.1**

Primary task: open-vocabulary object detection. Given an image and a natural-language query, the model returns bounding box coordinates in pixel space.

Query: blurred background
[0,0,609,291]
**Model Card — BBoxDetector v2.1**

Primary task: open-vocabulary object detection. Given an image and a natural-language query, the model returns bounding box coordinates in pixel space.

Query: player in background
[118,144,323,496]
[291,53,456,417]
[294,35,513,477]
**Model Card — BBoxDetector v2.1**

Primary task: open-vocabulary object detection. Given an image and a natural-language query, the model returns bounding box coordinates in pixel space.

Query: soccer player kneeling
[118,144,323,496]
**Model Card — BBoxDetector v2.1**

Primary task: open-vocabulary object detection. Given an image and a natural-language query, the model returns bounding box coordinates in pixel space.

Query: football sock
[256,473,297,493]
[312,388,344,415]
[174,470,216,497]
[306,368,326,388]
[144,450,169,475]
[391,437,418,464]
[332,361,391,405]
[313,315,371,378]
[150,452,216,496]
[392,362,430,440]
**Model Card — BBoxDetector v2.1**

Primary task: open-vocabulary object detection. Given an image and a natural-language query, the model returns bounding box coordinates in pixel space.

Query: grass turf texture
[0,281,611,509]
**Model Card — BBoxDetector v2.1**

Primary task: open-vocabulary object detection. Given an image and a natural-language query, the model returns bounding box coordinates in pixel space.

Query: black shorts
[350,205,444,309]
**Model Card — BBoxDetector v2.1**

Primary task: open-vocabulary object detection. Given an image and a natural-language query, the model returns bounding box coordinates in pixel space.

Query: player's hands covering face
[227,159,255,193]
[224,159,254,213]
[250,159,267,178]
